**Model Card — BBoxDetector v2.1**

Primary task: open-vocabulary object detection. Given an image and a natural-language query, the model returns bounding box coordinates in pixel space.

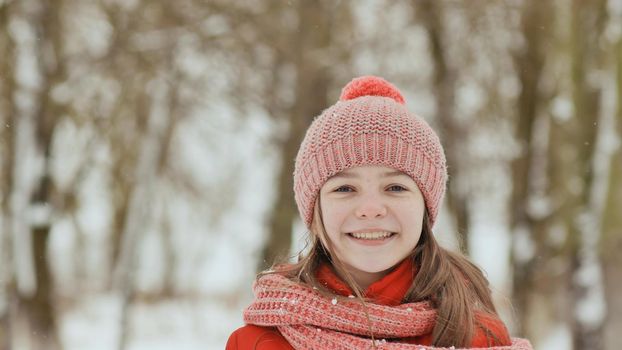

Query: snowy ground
[59,294,249,350]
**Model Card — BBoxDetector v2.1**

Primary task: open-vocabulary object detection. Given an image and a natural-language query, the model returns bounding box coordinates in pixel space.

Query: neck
[338,265,392,291]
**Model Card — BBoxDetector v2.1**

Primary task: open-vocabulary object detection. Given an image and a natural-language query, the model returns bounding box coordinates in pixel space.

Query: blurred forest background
[0,0,621,349]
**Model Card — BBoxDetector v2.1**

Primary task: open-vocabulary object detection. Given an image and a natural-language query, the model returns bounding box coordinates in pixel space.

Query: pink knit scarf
[244,274,533,350]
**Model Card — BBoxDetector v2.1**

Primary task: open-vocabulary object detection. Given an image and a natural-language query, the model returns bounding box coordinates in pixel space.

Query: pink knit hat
[293,76,447,228]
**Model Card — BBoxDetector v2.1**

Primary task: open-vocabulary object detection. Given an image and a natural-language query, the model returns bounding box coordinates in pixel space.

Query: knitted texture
[244,274,534,350]
[293,76,448,229]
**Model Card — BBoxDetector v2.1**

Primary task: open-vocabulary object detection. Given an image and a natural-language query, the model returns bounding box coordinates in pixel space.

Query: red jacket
[226,259,511,349]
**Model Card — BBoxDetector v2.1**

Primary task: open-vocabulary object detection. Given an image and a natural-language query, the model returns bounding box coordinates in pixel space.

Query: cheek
[320,203,349,236]
[396,205,424,234]
[405,208,424,226]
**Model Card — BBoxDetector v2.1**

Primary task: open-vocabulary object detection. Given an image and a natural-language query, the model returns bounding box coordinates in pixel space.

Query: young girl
[226,76,533,349]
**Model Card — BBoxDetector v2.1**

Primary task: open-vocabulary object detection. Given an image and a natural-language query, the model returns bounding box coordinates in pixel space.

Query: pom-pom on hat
[293,76,447,229]
[339,75,406,104]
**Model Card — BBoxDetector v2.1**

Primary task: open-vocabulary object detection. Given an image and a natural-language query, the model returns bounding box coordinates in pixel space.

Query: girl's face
[318,165,425,288]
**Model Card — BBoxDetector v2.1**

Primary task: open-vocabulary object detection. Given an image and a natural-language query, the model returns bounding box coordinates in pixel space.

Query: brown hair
[257,198,503,347]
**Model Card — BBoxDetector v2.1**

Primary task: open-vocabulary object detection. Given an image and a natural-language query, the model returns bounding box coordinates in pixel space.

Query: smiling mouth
[346,231,397,240]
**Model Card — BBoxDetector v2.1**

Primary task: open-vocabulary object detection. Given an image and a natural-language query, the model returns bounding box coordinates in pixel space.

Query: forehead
[327,166,410,181]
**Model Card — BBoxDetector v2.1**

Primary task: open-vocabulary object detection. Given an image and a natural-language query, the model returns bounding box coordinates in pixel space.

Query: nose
[354,194,387,219]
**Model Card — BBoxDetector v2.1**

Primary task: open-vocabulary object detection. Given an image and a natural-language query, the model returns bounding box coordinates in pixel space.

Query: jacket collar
[316,257,416,306]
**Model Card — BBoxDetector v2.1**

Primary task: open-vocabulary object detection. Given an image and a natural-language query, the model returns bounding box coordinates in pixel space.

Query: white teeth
[349,231,394,240]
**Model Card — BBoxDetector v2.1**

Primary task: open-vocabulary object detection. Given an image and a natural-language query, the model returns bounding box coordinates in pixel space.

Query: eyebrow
[328,170,407,180]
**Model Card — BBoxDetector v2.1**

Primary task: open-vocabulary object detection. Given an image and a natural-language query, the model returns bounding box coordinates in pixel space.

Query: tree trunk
[0,2,16,348]
[21,224,58,350]
[567,1,607,348]
[12,0,67,347]
[414,0,468,251]
[259,0,336,271]
[509,0,550,339]
[601,31,622,350]
[113,73,177,349]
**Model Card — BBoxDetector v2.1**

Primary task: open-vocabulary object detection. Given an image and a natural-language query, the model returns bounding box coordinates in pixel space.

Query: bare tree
[565,1,609,348]
[1,0,72,348]
[0,2,17,349]
[258,0,354,271]
[509,1,610,348]
[601,30,622,350]
[508,0,552,340]
[414,0,470,250]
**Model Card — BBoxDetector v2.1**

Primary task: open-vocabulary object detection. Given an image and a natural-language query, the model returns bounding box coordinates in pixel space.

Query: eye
[387,185,407,192]
[334,185,354,193]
